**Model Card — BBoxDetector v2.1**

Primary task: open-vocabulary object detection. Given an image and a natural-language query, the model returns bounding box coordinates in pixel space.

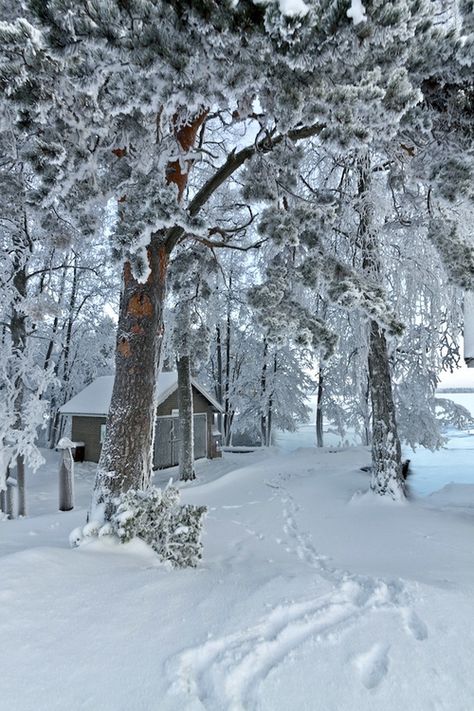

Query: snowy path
[168,473,431,711]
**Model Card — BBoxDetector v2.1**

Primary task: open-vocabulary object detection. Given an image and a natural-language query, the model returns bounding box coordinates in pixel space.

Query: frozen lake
[275,392,474,497]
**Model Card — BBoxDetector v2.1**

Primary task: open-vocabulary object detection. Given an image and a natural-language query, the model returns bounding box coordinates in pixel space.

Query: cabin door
[154,413,207,469]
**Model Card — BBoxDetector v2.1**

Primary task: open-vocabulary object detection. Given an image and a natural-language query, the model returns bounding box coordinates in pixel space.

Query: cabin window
[171,408,179,417]
[100,424,106,444]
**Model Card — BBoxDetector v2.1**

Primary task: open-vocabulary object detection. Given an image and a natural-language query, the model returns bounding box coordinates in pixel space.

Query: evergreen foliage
[71,485,207,568]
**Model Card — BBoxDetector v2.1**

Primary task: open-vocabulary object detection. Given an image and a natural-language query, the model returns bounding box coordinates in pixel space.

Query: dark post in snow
[57,438,75,511]
[177,354,196,481]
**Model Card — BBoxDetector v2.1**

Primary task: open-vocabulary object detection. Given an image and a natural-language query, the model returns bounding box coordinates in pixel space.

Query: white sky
[437,337,474,389]
[438,362,474,389]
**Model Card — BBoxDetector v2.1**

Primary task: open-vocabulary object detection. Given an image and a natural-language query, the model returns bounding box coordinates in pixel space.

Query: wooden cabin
[59,372,223,468]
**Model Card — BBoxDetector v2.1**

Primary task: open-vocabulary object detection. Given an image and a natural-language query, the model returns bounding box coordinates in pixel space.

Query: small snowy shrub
[70,486,206,568]
[111,487,206,568]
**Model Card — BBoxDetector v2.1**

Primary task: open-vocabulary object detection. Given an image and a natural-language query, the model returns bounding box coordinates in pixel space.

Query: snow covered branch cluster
[71,485,206,567]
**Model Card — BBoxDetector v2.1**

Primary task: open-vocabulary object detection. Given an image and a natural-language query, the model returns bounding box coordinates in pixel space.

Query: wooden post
[57,438,75,511]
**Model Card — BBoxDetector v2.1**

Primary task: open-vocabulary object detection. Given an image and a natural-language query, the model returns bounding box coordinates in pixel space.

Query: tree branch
[164,121,325,253]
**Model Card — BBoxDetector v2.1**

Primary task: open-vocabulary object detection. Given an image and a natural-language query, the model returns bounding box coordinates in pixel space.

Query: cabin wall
[71,416,106,464]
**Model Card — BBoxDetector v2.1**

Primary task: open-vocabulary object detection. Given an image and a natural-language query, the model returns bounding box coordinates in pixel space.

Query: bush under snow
[70,486,207,568]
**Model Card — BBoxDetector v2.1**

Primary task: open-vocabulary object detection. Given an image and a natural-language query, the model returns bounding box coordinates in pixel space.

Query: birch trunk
[11,244,28,517]
[177,354,195,481]
[316,370,324,448]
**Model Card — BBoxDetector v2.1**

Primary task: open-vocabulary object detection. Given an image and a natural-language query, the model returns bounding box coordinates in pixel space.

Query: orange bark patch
[118,338,131,358]
[112,147,127,158]
[166,109,209,201]
[127,293,153,318]
[131,324,145,335]
[175,109,208,151]
[166,160,187,199]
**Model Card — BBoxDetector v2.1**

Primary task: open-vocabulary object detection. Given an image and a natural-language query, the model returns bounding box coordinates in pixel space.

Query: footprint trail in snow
[168,475,428,710]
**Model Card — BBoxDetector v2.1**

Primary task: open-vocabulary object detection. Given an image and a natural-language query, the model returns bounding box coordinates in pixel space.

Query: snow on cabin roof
[59,372,223,417]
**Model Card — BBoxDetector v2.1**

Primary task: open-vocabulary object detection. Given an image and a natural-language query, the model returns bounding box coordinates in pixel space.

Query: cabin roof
[59,372,223,417]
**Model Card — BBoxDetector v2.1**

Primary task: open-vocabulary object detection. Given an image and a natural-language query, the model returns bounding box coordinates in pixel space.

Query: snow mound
[427,482,474,509]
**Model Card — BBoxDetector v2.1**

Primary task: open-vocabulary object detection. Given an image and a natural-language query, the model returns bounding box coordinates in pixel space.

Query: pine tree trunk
[368,320,405,499]
[177,354,195,481]
[316,370,324,448]
[93,234,169,516]
[11,248,28,517]
[91,109,209,517]
[358,152,405,499]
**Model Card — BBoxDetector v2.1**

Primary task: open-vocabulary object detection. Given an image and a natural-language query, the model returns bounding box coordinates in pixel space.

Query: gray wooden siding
[71,416,106,464]
[157,387,211,416]
[154,413,207,469]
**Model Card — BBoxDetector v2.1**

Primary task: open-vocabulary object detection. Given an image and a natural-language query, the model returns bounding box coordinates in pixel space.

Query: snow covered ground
[1,442,474,711]
[276,391,474,496]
